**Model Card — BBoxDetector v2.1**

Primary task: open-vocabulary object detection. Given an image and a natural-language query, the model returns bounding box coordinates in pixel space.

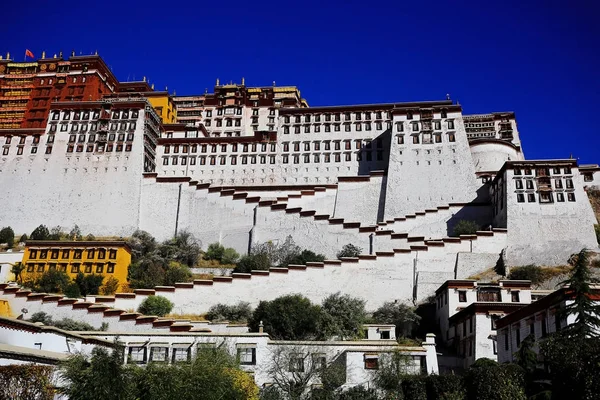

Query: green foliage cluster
[30,311,105,331]
[137,295,174,317]
[206,301,253,323]
[126,230,198,289]
[234,236,325,273]
[507,265,549,285]
[23,270,104,297]
[247,293,422,342]
[0,364,55,400]
[372,301,421,339]
[28,224,95,241]
[451,220,480,237]
[59,346,258,400]
[336,244,362,259]
[0,226,15,248]
[205,242,240,265]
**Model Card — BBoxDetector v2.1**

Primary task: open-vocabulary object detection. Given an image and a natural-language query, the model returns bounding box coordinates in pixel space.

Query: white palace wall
[0,114,147,238]
[384,110,480,220]
[333,173,386,226]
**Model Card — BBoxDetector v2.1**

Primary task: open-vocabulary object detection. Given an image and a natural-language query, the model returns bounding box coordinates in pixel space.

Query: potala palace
[0,54,599,314]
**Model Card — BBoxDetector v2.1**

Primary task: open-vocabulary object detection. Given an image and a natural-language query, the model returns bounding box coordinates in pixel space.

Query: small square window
[364,355,379,370]
[567,192,576,202]
[458,291,467,302]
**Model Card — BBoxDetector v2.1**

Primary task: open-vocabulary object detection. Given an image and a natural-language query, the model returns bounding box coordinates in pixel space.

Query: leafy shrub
[248,294,321,340]
[508,265,547,285]
[100,276,120,295]
[24,269,70,293]
[0,364,54,400]
[338,386,380,400]
[452,219,480,236]
[49,226,64,240]
[426,374,465,399]
[205,243,226,261]
[30,311,98,331]
[138,295,174,316]
[233,253,271,273]
[206,302,252,323]
[222,247,240,264]
[128,259,191,289]
[18,233,28,243]
[30,224,50,240]
[74,273,104,296]
[318,292,367,340]
[68,225,82,240]
[0,226,15,248]
[280,249,325,267]
[372,301,421,338]
[336,244,362,259]
[464,358,526,400]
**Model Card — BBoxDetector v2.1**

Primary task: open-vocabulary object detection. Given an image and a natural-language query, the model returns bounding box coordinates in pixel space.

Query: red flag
[25,49,34,59]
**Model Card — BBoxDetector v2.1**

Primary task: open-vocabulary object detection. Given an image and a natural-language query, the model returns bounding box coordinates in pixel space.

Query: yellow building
[21,241,131,288]
[146,92,177,124]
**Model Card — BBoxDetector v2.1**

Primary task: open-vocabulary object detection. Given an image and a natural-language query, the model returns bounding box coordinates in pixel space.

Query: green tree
[464,358,526,400]
[338,386,380,400]
[26,269,71,293]
[540,334,600,399]
[68,225,82,240]
[19,233,28,243]
[74,273,104,296]
[559,249,600,338]
[49,226,64,240]
[127,230,157,262]
[128,258,191,289]
[158,231,201,267]
[234,253,271,273]
[249,294,321,340]
[336,244,362,259]
[164,260,192,286]
[64,282,81,298]
[452,220,480,236]
[222,247,240,264]
[373,350,414,397]
[206,302,253,323]
[59,347,137,400]
[0,365,55,400]
[10,262,24,283]
[138,295,174,316]
[205,243,226,262]
[280,249,325,268]
[100,276,120,295]
[30,224,50,240]
[0,226,15,248]
[318,292,367,340]
[372,301,421,338]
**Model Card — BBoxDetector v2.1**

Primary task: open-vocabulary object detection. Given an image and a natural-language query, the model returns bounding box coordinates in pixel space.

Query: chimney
[259,320,264,333]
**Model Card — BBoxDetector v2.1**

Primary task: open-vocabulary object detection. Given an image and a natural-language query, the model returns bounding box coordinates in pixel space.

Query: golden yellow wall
[148,95,177,124]
[21,243,131,290]
[0,300,11,317]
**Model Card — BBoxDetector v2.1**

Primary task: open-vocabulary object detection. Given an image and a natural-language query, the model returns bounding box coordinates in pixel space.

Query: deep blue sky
[4,0,599,163]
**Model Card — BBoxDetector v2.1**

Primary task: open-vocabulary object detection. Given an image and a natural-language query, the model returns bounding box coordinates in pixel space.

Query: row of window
[49,121,137,133]
[69,133,135,144]
[283,121,390,134]
[162,151,385,166]
[127,345,254,365]
[3,145,52,155]
[164,142,276,155]
[26,262,116,274]
[397,132,456,144]
[516,192,575,203]
[504,312,558,351]
[4,136,40,145]
[514,167,572,176]
[514,178,574,190]
[51,109,139,121]
[29,248,118,260]
[66,143,133,153]
[283,110,448,124]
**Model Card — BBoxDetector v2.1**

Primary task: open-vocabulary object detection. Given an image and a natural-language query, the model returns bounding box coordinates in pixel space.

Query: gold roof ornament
[151,83,155,90]
[216,78,220,86]
[143,76,146,82]
[42,51,46,59]
[6,52,10,60]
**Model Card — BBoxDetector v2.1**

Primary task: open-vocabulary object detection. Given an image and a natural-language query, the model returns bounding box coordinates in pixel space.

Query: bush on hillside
[29,311,102,331]
[138,295,174,317]
[336,244,362,259]
[18,234,28,244]
[318,292,367,340]
[233,253,271,273]
[0,227,15,248]
[280,249,325,267]
[23,269,71,294]
[508,265,547,286]
[74,273,104,296]
[100,276,120,295]
[452,219,480,236]
[206,302,252,323]
[204,243,240,265]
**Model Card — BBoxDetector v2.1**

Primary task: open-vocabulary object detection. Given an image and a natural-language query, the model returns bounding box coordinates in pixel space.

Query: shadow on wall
[445,204,494,237]
[357,130,391,223]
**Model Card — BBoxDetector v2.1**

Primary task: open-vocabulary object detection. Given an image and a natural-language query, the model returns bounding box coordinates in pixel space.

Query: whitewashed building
[434,279,532,368]
[496,286,600,364]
